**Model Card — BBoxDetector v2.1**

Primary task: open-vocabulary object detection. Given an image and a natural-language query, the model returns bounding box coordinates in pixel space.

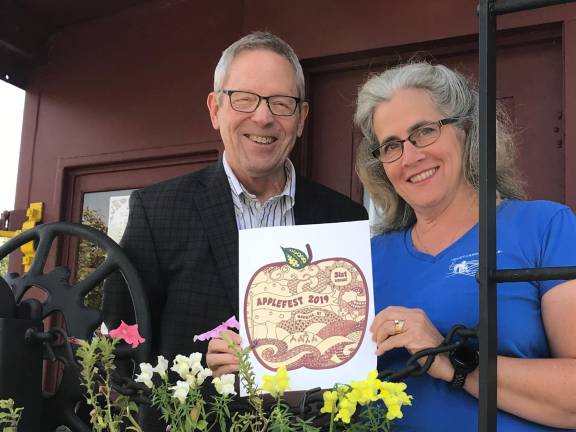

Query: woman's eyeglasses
[372,118,461,163]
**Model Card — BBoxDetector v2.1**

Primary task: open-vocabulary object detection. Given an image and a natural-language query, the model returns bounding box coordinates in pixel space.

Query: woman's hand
[370,305,452,381]
[206,330,242,377]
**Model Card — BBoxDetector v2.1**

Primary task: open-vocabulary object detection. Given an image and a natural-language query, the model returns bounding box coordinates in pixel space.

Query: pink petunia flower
[193,315,240,342]
[109,321,146,348]
[222,316,240,329]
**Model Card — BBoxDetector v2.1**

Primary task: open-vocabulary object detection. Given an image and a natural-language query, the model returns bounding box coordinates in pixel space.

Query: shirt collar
[222,151,296,203]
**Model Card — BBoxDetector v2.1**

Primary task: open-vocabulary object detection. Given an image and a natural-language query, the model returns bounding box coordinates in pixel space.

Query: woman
[355,62,576,431]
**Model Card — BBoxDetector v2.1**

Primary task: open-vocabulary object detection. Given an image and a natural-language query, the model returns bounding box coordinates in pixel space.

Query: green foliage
[77,208,108,309]
[343,408,391,432]
[76,333,142,432]
[0,398,23,431]
[268,401,299,432]
[219,334,325,432]
[75,330,410,432]
[208,393,232,432]
[221,334,270,432]
[237,346,264,416]
[150,377,208,432]
[0,237,8,276]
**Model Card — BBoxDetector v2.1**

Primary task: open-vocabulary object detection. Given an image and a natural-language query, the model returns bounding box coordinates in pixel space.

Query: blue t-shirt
[372,200,576,432]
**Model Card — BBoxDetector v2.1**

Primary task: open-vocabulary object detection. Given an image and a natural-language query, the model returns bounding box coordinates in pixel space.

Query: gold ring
[393,319,405,335]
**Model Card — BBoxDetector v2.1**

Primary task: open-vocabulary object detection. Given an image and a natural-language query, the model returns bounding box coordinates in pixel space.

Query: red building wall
[14,0,576,224]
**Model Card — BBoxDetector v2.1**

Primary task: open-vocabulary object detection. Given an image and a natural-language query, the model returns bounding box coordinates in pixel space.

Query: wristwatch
[449,345,479,388]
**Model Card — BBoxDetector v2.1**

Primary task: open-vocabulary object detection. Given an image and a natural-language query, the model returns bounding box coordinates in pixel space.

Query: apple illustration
[244,244,369,371]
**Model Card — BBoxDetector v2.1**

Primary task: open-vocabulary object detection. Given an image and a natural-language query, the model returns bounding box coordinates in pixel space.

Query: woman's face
[372,88,469,217]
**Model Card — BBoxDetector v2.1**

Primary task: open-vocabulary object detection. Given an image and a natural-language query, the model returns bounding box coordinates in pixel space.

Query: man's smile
[244,134,277,144]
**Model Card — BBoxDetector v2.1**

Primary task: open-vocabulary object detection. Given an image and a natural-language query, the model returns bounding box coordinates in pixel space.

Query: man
[103,31,367,429]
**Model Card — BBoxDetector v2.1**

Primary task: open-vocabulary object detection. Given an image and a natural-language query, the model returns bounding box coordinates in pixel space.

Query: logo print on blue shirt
[447,251,504,278]
[448,252,479,277]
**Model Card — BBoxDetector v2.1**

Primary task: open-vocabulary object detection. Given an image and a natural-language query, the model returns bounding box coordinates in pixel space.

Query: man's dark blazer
[104,160,367,360]
[102,160,367,429]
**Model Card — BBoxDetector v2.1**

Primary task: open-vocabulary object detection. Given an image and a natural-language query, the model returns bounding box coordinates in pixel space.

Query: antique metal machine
[0,222,151,431]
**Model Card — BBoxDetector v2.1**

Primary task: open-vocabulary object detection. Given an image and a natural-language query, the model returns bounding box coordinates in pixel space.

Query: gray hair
[214,31,305,99]
[355,62,526,234]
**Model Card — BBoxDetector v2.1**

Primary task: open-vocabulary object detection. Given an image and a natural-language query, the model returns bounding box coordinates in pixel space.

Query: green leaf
[0,398,14,409]
[281,245,310,269]
[128,401,139,413]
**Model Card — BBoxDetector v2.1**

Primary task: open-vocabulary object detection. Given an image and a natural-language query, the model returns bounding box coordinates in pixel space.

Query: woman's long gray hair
[354,62,526,234]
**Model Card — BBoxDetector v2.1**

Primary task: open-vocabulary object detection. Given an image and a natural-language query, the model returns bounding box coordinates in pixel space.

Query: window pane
[80,189,134,309]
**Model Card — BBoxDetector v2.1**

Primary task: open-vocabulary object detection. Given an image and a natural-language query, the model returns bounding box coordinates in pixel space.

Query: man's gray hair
[354,62,526,233]
[213,31,305,99]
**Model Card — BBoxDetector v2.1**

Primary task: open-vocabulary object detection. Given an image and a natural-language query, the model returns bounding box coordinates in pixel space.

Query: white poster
[107,195,130,244]
[238,220,375,394]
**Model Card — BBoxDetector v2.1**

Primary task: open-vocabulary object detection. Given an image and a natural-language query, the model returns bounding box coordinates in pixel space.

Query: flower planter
[0,316,43,431]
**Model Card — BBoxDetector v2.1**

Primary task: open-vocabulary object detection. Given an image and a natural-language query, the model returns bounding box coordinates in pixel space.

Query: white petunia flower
[189,353,203,364]
[154,355,169,379]
[174,354,193,366]
[213,374,236,396]
[135,362,155,389]
[189,353,204,376]
[170,380,190,404]
[195,367,213,386]
[171,355,193,380]
[100,322,109,335]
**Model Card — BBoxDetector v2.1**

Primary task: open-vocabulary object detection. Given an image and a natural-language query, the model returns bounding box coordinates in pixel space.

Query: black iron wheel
[0,222,151,431]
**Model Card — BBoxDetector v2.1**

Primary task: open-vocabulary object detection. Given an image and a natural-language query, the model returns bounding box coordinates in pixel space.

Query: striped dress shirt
[223,153,296,230]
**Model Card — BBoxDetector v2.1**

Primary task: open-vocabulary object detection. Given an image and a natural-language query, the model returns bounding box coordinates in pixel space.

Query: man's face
[207,49,308,185]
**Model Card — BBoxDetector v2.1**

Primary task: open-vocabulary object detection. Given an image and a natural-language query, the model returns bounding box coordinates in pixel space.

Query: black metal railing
[491,0,574,14]
[478,1,576,431]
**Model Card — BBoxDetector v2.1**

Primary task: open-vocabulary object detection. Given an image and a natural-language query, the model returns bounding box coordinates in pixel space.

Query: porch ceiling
[0,0,152,88]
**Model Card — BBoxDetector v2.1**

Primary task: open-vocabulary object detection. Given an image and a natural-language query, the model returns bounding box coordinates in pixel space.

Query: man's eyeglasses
[220,90,301,116]
[371,118,461,163]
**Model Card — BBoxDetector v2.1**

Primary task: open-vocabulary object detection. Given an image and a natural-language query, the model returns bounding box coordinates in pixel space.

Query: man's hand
[206,330,242,377]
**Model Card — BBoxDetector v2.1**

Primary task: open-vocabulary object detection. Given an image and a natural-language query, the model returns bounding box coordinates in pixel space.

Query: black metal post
[478,1,498,431]
[493,0,573,14]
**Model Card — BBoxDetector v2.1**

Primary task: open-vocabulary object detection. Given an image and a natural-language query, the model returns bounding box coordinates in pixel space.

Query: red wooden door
[302,25,563,205]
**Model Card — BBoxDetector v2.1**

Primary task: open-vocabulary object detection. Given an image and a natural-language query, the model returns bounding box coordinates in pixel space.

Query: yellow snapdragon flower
[379,381,413,420]
[335,395,357,424]
[261,365,291,398]
[320,390,338,413]
[320,370,413,427]
[349,370,381,405]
